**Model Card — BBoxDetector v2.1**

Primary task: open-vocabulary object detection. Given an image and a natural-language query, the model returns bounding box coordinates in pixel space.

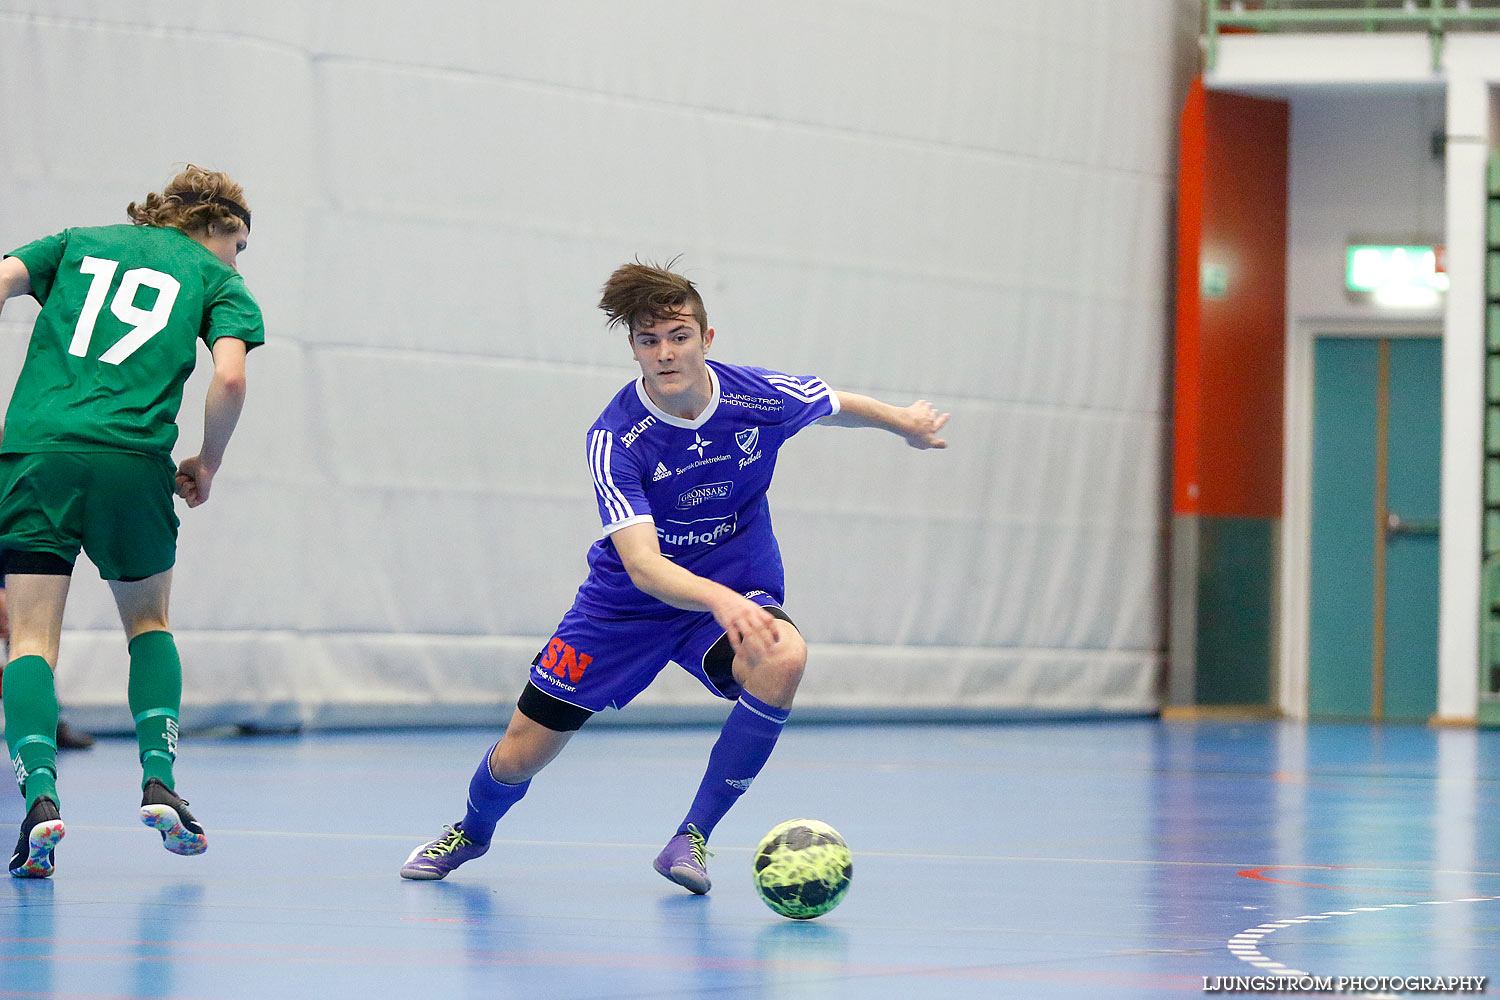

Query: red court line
[1238,865,1435,894]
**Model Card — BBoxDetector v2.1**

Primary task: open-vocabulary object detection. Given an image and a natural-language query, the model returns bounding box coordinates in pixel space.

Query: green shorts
[0,451,179,581]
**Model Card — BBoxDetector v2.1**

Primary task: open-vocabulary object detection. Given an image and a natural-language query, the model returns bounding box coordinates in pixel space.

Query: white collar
[634,363,720,429]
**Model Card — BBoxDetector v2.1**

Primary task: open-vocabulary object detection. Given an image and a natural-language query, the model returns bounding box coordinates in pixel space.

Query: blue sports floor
[2,719,1498,998]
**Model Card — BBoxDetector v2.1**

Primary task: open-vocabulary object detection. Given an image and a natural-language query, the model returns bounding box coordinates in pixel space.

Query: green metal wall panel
[1194,516,1274,706]
[1482,164,1500,725]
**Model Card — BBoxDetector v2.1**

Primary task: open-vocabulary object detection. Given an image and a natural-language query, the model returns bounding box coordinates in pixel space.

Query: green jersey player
[0,165,263,878]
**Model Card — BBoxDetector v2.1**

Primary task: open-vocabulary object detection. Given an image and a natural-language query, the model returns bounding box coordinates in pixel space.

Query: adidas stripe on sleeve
[589,428,653,535]
[760,371,840,436]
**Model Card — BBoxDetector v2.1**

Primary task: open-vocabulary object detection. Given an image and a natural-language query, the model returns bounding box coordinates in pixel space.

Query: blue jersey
[574,359,839,618]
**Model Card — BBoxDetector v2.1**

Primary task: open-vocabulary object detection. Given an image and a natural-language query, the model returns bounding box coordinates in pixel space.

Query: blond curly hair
[126,164,250,235]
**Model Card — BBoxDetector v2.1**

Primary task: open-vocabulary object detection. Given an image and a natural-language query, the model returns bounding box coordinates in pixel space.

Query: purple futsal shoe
[400,823,489,880]
[653,824,713,894]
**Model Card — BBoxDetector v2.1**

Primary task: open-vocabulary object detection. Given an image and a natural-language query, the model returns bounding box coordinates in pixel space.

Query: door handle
[1386,512,1440,539]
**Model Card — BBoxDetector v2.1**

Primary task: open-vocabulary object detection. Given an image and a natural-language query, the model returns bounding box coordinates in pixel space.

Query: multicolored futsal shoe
[140,779,208,856]
[400,824,489,880]
[653,824,713,894]
[9,797,65,879]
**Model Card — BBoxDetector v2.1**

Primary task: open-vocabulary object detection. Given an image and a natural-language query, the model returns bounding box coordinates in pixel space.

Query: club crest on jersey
[735,427,759,454]
[652,462,672,481]
[687,432,712,458]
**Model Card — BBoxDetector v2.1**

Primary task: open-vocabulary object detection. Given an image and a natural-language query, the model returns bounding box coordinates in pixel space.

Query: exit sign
[1346,245,1448,304]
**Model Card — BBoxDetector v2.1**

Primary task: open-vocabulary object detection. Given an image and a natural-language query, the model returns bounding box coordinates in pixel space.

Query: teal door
[1309,337,1442,722]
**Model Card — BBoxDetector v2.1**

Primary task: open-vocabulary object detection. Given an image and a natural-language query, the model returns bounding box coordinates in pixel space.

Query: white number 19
[69,255,180,365]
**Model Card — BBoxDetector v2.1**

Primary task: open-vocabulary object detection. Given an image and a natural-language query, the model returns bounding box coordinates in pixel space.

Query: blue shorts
[528,590,787,714]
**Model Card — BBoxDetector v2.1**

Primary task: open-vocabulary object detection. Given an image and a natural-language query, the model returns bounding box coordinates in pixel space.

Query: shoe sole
[141,805,207,856]
[9,819,65,879]
[399,865,448,881]
[655,860,711,895]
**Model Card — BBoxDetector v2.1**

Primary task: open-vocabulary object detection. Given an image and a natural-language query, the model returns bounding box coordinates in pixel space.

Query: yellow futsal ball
[752,818,853,919]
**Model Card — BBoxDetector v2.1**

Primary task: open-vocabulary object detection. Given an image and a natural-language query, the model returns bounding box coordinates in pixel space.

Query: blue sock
[461,743,530,844]
[678,691,790,840]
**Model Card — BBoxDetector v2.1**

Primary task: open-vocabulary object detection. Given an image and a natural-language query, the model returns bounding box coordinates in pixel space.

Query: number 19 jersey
[575,359,839,618]
[3,224,264,457]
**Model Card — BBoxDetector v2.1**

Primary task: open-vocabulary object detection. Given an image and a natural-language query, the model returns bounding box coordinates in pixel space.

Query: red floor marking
[1237,865,1428,894]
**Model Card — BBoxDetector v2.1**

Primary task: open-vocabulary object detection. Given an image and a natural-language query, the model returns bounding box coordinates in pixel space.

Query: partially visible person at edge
[0,165,262,878]
[400,258,949,892]
[0,454,94,753]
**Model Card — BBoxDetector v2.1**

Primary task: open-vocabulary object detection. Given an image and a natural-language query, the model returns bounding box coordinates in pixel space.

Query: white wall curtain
[0,0,1197,728]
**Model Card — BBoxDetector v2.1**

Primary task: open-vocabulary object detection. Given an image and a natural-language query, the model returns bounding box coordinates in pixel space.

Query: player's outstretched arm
[0,256,32,320]
[820,392,950,449]
[175,337,248,508]
[609,522,780,659]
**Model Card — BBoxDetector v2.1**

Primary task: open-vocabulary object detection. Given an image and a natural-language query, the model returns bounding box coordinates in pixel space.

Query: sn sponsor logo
[540,637,593,684]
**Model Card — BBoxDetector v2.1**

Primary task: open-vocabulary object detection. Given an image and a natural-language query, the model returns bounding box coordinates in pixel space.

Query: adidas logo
[724,777,753,791]
[653,462,672,481]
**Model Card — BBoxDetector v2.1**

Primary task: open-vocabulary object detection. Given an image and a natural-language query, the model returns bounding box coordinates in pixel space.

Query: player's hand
[713,593,779,662]
[0,588,9,643]
[901,400,950,450]
[175,456,217,508]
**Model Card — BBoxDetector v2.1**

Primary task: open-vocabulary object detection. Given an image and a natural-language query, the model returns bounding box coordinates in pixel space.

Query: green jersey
[3,224,263,457]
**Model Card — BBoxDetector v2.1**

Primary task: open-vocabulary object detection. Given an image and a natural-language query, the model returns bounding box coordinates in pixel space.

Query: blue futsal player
[401,259,949,891]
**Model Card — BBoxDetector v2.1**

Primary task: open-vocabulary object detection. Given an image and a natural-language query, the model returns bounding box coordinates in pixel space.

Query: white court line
[1224,894,1500,993]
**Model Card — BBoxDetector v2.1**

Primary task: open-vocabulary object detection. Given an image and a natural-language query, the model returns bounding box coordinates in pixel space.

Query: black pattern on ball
[751,819,853,920]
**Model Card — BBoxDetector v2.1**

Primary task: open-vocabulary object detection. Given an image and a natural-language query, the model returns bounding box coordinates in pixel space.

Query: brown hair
[598,257,707,334]
[126,164,250,235]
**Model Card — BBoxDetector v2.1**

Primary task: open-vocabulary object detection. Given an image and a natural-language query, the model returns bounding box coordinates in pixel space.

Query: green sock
[128,630,182,791]
[3,655,60,810]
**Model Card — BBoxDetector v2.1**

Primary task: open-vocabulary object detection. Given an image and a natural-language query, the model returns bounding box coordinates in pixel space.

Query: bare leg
[488,706,576,782]
[6,574,72,669]
[108,569,172,640]
[730,619,807,709]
